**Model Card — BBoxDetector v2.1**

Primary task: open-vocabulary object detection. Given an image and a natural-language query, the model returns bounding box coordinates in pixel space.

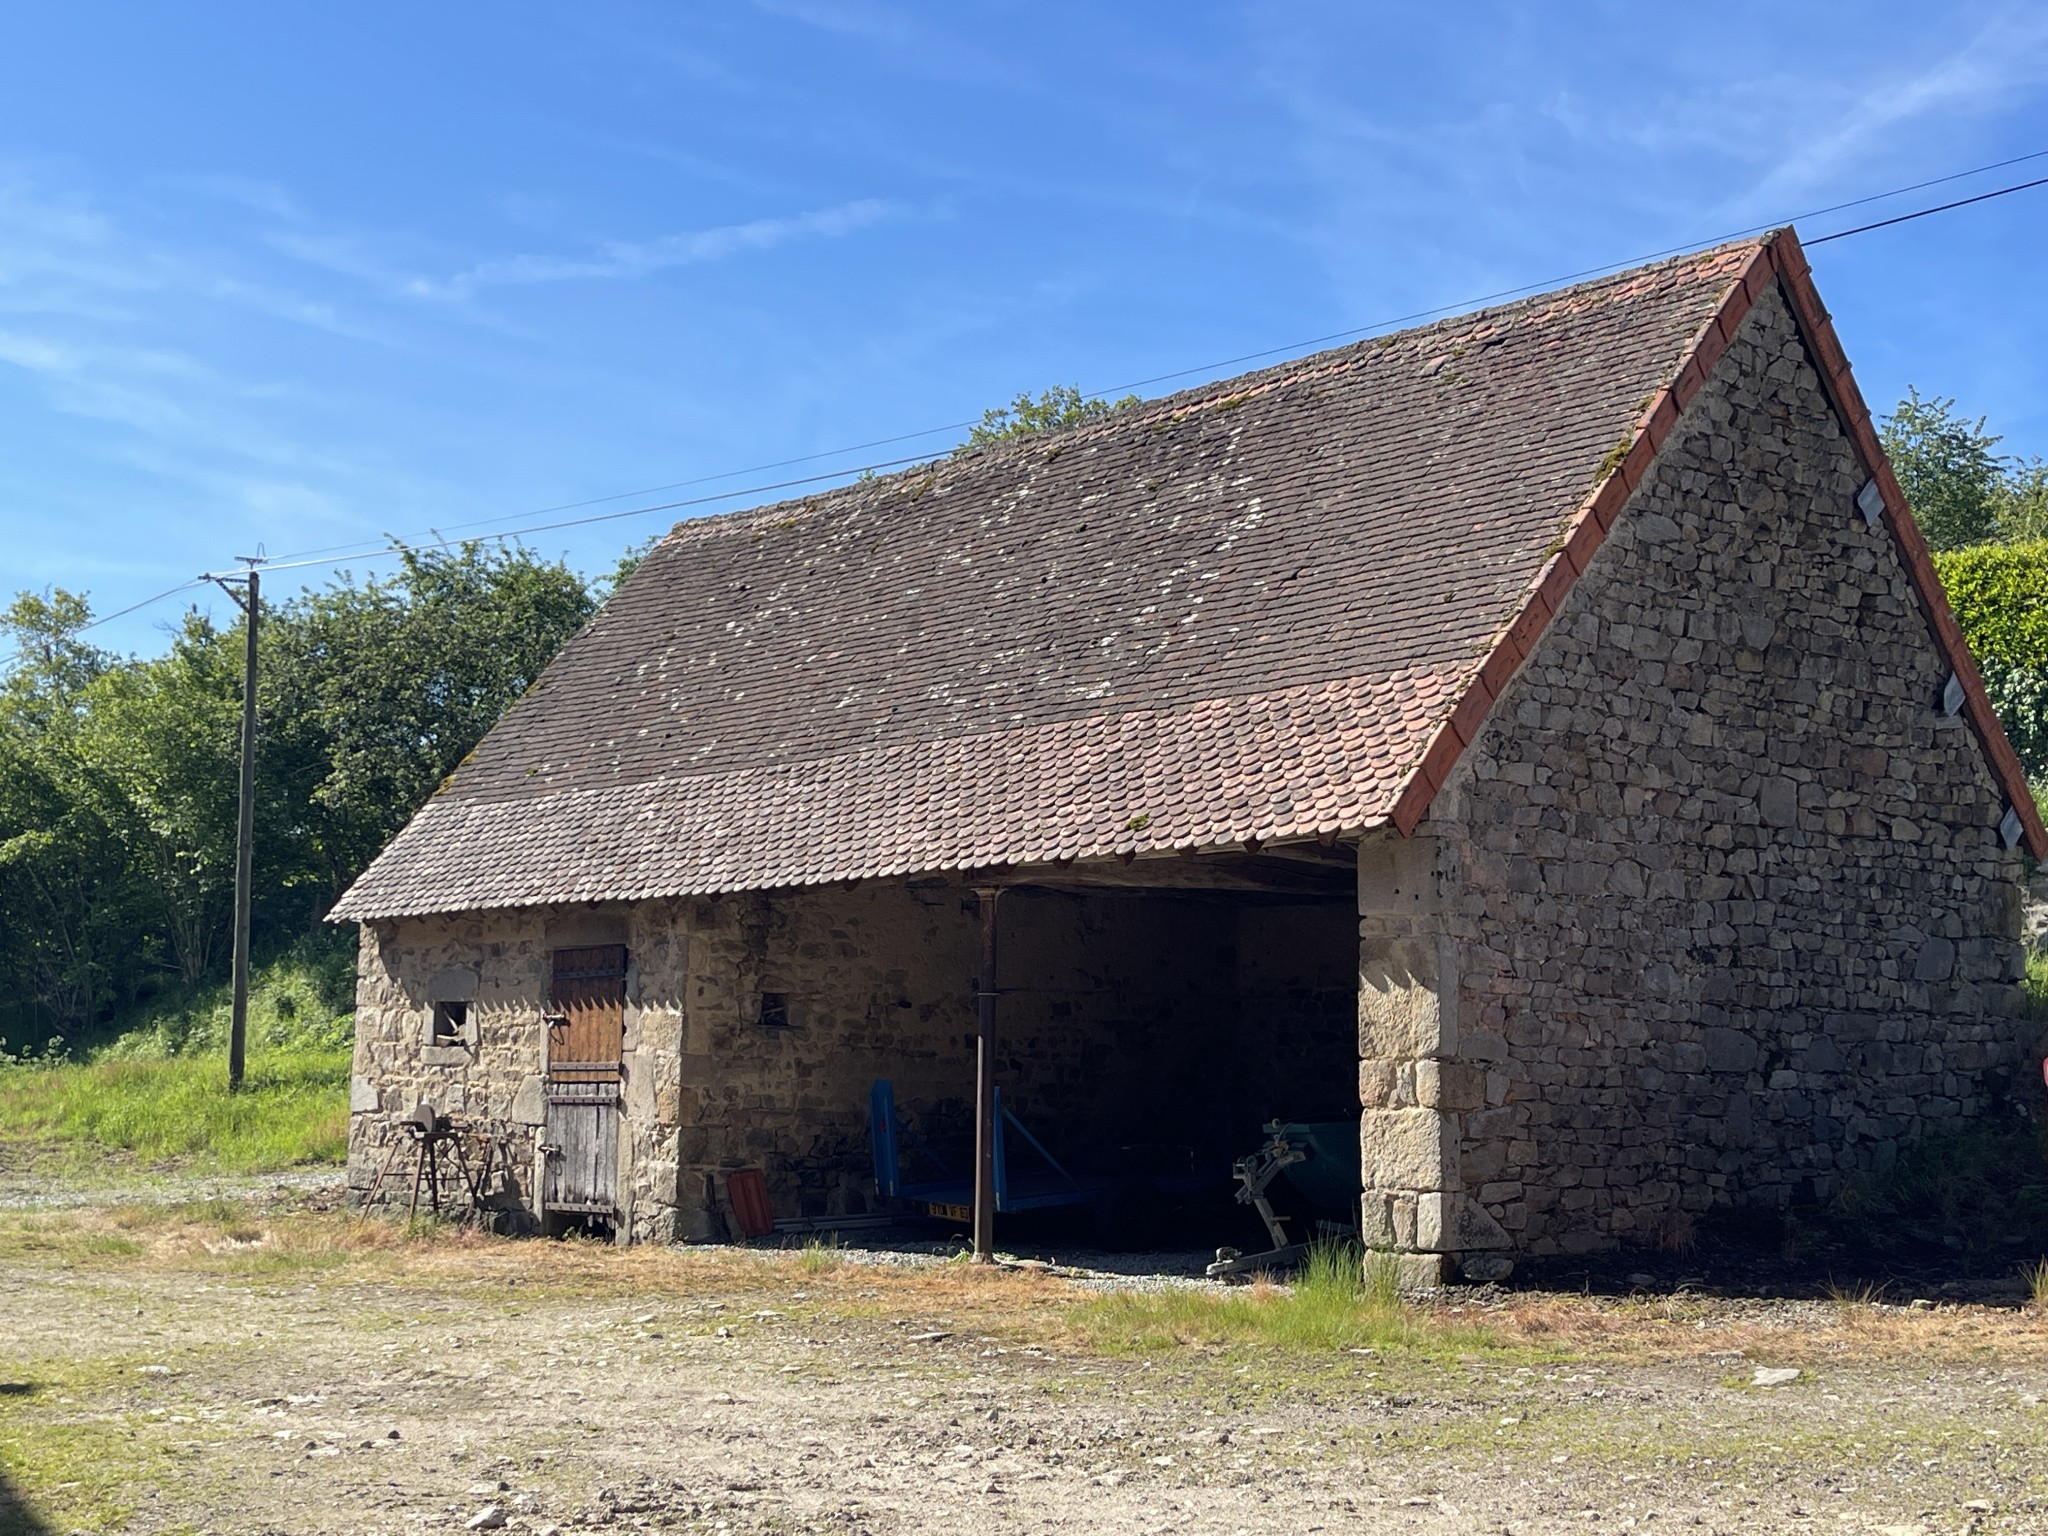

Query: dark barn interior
[714,846,1361,1246]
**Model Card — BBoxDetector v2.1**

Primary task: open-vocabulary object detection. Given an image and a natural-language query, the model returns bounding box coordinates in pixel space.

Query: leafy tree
[1,589,107,724]
[262,542,597,916]
[0,591,139,1032]
[963,385,1141,449]
[0,543,603,1047]
[74,614,242,982]
[1881,389,2004,551]
[1994,459,2048,544]
[1931,539,2048,782]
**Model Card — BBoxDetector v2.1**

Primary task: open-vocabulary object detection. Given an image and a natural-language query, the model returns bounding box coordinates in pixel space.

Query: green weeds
[1070,1243,1496,1358]
[88,933,357,1061]
[798,1235,844,1275]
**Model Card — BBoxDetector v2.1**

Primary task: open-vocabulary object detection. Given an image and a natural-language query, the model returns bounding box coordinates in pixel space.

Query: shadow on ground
[0,1470,53,1536]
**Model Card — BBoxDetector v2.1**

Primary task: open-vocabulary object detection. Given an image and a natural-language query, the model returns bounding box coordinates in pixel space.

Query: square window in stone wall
[757,992,790,1029]
[430,999,469,1047]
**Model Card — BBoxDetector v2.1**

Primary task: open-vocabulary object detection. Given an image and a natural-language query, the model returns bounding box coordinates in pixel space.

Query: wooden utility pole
[972,887,1001,1263]
[207,561,261,1094]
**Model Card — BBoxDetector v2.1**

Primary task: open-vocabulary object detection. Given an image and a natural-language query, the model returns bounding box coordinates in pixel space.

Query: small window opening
[757,992,790,1029]
[430,999,469,1046]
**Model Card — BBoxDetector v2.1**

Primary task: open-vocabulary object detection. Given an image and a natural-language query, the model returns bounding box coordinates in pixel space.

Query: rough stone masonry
[1358,285,2033,1264]
[341,243,2041,1270]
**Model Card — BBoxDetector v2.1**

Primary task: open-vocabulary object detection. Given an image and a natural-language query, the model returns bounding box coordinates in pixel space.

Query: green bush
[89,930,356,1062]
[1933,539,2048,784]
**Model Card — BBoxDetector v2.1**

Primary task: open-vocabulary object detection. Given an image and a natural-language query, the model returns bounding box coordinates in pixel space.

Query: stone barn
[332,229,2046,1277]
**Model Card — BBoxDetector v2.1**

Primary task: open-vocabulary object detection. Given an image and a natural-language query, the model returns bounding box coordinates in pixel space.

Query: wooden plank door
[547,945,627,1082]
[542,1084,621,1214]
[542,946,626,1215]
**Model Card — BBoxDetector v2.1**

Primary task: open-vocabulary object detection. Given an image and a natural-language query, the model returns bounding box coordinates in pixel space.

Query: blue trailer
[869,1078,1214,1228]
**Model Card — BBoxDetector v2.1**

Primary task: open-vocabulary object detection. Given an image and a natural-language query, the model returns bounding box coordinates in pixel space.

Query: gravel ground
[730,1229,1230,1290]
[4,1189,2047,1535]
[0,1163,346,1212]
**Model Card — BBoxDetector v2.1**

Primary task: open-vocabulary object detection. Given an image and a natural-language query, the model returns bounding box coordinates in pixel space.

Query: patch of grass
[798,1236,843,1275]
[0,1420,143,1533]
[0,1365,197,1535]
[0,1048,349,1172]
[89,931,357,1061]
[2025,944,2048,1023]
[1823,1278,1890,1313]
[1833,1118,2048,1259]
[2026,1258,2048,1309]
[1069,1244,1496,1358]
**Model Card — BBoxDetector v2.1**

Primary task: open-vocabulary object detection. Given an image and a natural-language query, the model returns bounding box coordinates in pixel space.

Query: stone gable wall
[1359,283,2032,1262]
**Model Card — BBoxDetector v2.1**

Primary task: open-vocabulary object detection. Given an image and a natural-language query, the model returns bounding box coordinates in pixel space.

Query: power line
[1806,173,2048,244]
[271,418,983,566]
[201,450,943,581]
[246,145,2048,578]
[0,578,210,675]
[46,144,2048,639]
[75,578,209,635]
[1089,148,2048,396]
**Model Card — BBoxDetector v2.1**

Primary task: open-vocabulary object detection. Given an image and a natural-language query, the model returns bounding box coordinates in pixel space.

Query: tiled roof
[332,238,1781,920]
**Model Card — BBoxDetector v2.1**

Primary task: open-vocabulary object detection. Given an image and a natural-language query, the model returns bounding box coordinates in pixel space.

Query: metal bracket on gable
[1855,478,1885,526]
[1999,804,2025,850]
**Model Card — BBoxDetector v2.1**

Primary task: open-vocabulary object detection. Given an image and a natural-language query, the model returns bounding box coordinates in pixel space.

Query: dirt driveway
[3,1200,2045,1536]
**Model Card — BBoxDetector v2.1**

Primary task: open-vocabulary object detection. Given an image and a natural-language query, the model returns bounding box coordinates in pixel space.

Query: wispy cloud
[747,0,922,49]
[406,198,898,301]
[1738,10,2048,210]
[0,167,445,564]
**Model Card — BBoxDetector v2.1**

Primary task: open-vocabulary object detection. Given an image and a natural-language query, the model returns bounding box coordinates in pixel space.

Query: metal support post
[972,886,1001,1263]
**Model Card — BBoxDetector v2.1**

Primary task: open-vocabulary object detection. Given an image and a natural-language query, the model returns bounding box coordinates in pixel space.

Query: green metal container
[1267,1120,1362,1209]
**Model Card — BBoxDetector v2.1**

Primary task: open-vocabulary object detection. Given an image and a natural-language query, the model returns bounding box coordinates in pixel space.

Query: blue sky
[5,2,2048,656]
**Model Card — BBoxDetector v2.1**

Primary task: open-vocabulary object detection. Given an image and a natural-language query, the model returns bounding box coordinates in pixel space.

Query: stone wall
[349,883,1359,1242]
[347,901,689,1242]
[1358,282,2034,1264]
[1235,902,1364,1124]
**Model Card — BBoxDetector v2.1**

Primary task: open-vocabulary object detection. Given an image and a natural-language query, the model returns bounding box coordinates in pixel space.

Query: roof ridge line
[655,237,1788,548]
[1383,228,2048,860]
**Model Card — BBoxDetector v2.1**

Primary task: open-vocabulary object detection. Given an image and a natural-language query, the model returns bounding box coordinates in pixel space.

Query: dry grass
[1486,1285,2048,1367]
[9,1204,2048,1371]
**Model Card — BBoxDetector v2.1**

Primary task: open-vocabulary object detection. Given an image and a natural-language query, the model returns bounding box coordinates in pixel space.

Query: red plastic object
[726,1168,775,1240]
